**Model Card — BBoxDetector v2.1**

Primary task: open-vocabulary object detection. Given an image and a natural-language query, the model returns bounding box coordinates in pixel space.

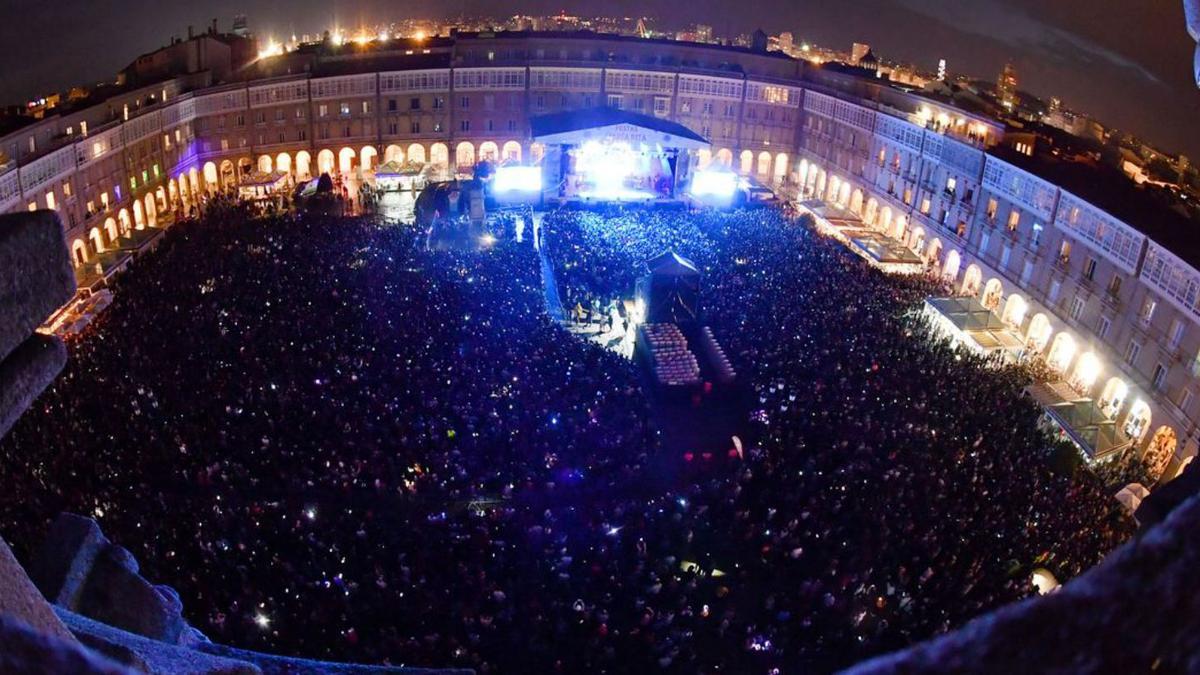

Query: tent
[1115,483,1151,513]
[637,251,701,324]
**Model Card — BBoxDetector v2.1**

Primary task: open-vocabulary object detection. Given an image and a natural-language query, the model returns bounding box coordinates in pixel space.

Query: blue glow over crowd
[0,199,1133,673]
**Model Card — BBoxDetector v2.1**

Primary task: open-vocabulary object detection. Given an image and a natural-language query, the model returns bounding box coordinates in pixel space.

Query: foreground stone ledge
[0,333,67,439]
[58,608,261,675]
[843,494,1200,674]
[0,210,75,364]
[197,642,477,675]
[0,612,133,675]
[0,536,76,644]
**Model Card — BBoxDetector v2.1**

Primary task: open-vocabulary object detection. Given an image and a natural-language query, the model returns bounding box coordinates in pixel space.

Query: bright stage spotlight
[493,166,543,193]
[689,169,739,199]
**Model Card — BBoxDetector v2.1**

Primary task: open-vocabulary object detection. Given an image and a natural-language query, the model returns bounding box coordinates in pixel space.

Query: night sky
[0,0,1196,157]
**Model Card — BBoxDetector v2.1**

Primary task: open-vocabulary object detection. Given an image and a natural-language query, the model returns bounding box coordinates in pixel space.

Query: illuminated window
[1007,209,1020,231]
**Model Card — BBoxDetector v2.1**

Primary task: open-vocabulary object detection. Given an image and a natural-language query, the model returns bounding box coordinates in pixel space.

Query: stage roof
[531,107,709,149]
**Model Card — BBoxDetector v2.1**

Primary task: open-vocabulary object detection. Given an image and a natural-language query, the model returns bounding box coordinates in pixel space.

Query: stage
[530,107,709,205]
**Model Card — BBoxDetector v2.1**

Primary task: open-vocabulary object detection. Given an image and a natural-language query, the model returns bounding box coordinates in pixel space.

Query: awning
[1026,380,1135,461]
[531,106,709,150]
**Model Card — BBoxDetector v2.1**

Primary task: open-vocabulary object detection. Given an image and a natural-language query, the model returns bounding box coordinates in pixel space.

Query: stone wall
[0,210,73,439]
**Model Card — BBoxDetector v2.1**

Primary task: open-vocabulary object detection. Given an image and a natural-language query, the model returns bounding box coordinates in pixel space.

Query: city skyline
[0,0,1197,159]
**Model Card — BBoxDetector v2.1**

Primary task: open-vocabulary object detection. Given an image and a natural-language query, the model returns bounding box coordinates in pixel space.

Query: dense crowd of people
[0,201,1133,673]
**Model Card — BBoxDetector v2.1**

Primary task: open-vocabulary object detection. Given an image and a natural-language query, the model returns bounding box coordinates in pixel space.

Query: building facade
[1,31,1197,479]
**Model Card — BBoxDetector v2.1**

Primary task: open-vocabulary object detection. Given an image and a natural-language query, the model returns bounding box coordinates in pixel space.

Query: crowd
[0,202,1133,673]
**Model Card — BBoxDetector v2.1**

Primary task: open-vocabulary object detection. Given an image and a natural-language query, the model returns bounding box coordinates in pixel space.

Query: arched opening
[203,162,219,189]
[455,141,475,170]
[942,249,961,280]
[1124,400,1152,443]
[1046,332,1078,373]
[144,194,158,227]
[1145,426,1179,480]
[1001,293,1028,328]
[814,170,827,202]
[836,181,852,208]
[104,218,118,243]
[73,239,89,265]
[133,200,145,229]
[739,150,753,174]
[384,145,405,164]
[756,151,772,177]
[276,153,292,175]
[716,148,733,168]
[878,206,893,234]
[478,141,499,162]
[118,209,132,236]
[360,146,378,172]
[1099,377,1129,419]
[959,264,982,296]
[89,227,105,253]
[1069,351,1102,394]
[909,226,927,256]
[1026,313,1053,352]
[697,148,713,169]
[981,278,1003,311]
[864,197,879,226]
[773,152,789,184]
[168,179,178,207]
[219,160,236,188]
[408,143,428,165]
[849,188,864,215]
[925,238,944,267]
[237,157,253,180]
[892,214,908,240]
[296,151,312,180]
[189,168,200,197]
[258,155,273,173]
[177,178,190,208]
[317,150,336,176]
[338,147,357,175]
[430,143,449,169]
[502,141,522,162]
[155,186,167,213]
[530,142,546,164]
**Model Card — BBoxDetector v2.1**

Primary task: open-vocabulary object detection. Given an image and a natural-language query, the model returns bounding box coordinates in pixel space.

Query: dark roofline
[453,30,798,62]
[530,106,708,144]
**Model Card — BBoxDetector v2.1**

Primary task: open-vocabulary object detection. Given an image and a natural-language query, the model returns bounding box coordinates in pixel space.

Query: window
[986,198,998,221]
[607,94,623,109]
[1000,245,1012,269]
[433,97,445,109]
[1152,363,1168,391]
[486,119,494,131]
[410,121,420,134]
[339,102,351,116]
[319,104,328,118]
[459,120,470,132]
[459,96,470,108]
[1007,209,1020,231]
[1059,241,1071,264]
[507,119,517,132]
[483,95,494,111]
[1084,258,1097,281]
[409,97,419,110]
[362,101,370,114]
[1108,275,1122,297]
[1020,260,1034,285]
[919,198,931,215]
[1180,389,1193,414]
[979,231,991,256]
[1126,339,1142,366]
[388,99,398,112]
[1140,299,1157,327]
[1048,279,1062,304]
[1069,295,1085,321]
[1169,319,1186,351]
[1097,315,1111,340]
[654,96,670,117]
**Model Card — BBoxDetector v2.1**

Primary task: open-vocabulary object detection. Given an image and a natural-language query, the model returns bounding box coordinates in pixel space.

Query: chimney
[188,25,194,40]
[211,18,218,35]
